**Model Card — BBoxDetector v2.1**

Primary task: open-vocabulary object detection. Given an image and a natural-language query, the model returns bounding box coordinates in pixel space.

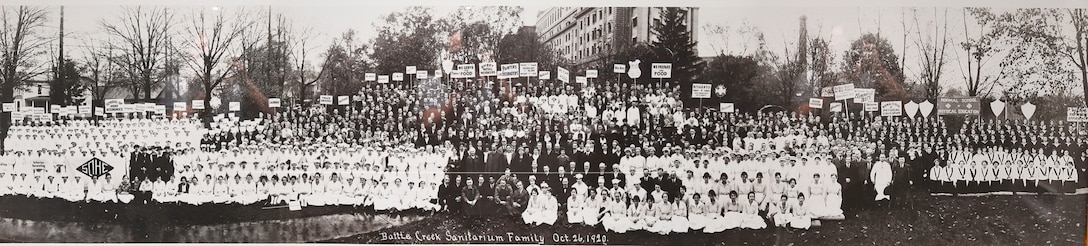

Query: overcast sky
[15,0,1088,96]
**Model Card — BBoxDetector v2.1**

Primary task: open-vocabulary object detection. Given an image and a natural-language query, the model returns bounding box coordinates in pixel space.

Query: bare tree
[289,27,330,106]
[101,7,174,102]
[960,7,1000,98]
[0,6,50,153]
[912,7,951,100]
[182,7,255,122]
[80,39,123,124]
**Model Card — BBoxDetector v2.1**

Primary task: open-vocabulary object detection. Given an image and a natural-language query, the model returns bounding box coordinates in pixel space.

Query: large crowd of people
[1,74,1086,233]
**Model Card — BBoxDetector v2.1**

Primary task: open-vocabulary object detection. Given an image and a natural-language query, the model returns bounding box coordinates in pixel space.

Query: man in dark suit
[838,152,860,212]
[891,156,913,207]
[856,153,875,209]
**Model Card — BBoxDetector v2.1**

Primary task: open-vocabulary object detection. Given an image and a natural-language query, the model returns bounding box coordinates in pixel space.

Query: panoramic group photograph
[0,0,1086,244]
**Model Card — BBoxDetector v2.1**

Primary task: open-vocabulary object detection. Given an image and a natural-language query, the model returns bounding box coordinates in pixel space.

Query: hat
[575,173,583,179]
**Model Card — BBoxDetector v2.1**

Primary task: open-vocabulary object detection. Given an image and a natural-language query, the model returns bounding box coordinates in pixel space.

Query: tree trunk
[203,85,213,128]
[0,83,15,155]
[1081,69,1087,106]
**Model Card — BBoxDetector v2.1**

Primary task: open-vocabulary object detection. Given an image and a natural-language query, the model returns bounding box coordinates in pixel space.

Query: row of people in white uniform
[519,172,842,233]
[180,145,453,184]
[0,172,134,203]
[142,169,442,211]
[4,118,204,153]
[615,149,840,188]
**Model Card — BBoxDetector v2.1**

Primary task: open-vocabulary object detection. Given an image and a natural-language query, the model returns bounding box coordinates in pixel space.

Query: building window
[37,85,42,94]
[632,17,637,27]
[633,37,637,43]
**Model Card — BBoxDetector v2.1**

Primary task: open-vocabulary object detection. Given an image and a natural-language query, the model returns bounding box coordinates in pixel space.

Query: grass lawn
[324,192,1086,245]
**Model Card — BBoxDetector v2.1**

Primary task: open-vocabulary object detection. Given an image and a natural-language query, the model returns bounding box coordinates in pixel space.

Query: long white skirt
[629,217,648,232]
[522,210,540,225]
[789,215,812,229]
[646,218,671,235]
[117,192,135,203]
[739,213,767,229]
[154,193,177,203]
[702,216,730,233]
[601,214,629,233]
[582,208,601,226]
[772,213,792,227]
[540,210,557,225]
[688,214,709,231]
[823,195,843,217]
[670,215,689,233]
[567,208,584,224]
[373,198,395,211]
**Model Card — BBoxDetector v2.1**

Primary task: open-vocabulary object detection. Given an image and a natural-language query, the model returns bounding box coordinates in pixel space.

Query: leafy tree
[993,8,1087,106]
[321,30,371,97]
[699,55,767,113]
[495,26,568,79]
[49,58,85,106]
[651,7,704,84]
[370,7,443,74]
[841,33,908,101]
[809,38,838,95]
[442,6,522,65]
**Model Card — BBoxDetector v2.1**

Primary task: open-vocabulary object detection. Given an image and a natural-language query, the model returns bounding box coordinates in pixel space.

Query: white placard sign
[155,105,167,114]
[575,76,587,84]
[192,100,205,110]
[268,98,281,108]
[614,64,626,73]
[456,64,476,78]
[834,84,856,101]
[829,102,843,112]
[720,103,735,113]
[519,62,538,77]
[319,95,334,105]
[338,96,350,105]
[228,102,241,112]
[406,66,417,74]
[1067,107,1088,122]
[2,103,14,112]
[416,70,428,79]
[95,107,104,116]
[809,98,823,109]
[864,102,879,112]
[557,67,570,83]
[854,88,875,103]
[538,71,550,80]
[500,64,519,79]
[881,101,903,116]
[478,62,498,77]
[104,98,124,112]
[378,75,390,84]
[651,63,672,79]
[392,73,404,81]
[691,83,712,99]
[586,69,598,79]
[365,73,377,82]
[173,102,187,111]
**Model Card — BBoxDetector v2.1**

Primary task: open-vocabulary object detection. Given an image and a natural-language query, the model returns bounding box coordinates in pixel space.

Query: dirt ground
[325,192,1087,245]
